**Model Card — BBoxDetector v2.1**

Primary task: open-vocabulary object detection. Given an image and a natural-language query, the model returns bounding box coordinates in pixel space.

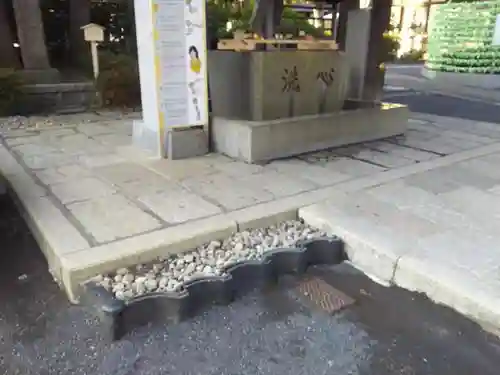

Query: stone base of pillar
[20,68,60,84]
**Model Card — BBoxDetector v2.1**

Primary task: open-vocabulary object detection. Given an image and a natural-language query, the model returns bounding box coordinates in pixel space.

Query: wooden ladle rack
[217,30,338,51]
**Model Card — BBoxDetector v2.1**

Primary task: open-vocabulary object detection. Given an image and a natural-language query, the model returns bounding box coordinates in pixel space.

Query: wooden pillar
[126,0,138,56]
[336,0,359,50]
[0,0,20,68]
[363,0,393,101]
[12,0,51,70]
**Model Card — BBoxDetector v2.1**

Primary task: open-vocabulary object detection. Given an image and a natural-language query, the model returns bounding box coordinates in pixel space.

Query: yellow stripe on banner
[158,111,166,155]
[159,111,165,132]
[154,53,161,80]
[152,1,164,156]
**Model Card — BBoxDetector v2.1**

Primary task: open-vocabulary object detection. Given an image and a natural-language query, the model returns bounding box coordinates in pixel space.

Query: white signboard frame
[133,0,209,157]
[493,15,500,46]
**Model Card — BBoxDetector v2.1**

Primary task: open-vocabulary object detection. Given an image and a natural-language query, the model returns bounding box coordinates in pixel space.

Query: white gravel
[0,111,141,131]
[93,220,327,300]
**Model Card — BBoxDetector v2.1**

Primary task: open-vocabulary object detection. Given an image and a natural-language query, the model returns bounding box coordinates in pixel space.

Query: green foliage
[206,0,233,40]
[91,0,136,54]
[381,28,401,62]
[399,49,425,63]
[426,0,500,73]
[96,51,141,108]
[40,0,327,58]
[0,69,24,116]
[278,7,325,37]
[206,0,325,40]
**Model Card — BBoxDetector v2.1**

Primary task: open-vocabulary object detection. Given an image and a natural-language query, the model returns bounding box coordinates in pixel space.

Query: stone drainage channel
[82,221,350,341]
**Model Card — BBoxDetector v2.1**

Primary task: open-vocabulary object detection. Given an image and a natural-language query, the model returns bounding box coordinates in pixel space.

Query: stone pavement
[1,111,500,329]
[301,132,500,333]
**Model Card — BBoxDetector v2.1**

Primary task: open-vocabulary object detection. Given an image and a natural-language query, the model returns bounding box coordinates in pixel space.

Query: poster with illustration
[152,0,208,129]
[184,0,208,126]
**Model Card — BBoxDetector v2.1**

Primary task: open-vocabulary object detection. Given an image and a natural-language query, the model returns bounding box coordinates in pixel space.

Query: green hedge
[426,0,500,73]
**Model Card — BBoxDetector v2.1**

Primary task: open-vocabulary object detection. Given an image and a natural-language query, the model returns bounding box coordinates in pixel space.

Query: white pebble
[183,263,196,276]
[115,290,125,300]
[167,279,181,291]
[159,276,169,288]
[116,268,128,275]
[100,277,112,290]
[113,282,125,292]
[152,263,163,273]
[203,265,214,275]
[208,240,221,250]
[122,289,135,299]
[145,279,158,291]
[133,282,146,295]
[122,273,134,284]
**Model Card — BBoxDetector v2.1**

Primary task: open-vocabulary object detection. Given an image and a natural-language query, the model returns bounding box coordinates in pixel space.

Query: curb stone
[298,202,500,335]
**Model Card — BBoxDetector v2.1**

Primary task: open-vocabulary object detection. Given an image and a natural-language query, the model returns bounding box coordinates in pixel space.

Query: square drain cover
[295,276,355,314]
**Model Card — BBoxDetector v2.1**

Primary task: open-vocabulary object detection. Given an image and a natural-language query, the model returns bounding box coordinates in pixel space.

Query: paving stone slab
[97,133,132,147]
[50,177,116,204]
[320,157,387,176]
[267,159,352,186]
[11,143,59,157]
[35,164,92,185]
[78,153,126,168]
[94,162,163,185]
[145,157,220,181]
[22,152,79,170]
[66,194,162,243]
[137,189,222,224]
[77,123,117,136]
[118,175,180,197]
[239,170,317,198]
[182,173,275,210]
[367,141,438,161]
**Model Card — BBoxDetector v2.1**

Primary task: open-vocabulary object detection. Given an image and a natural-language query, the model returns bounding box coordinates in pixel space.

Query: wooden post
[336,0,359,50]
[363,0,393,101]
[90,42,99,80]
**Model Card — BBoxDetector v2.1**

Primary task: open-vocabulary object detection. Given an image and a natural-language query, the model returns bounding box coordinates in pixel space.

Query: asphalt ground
[1,195,500,375]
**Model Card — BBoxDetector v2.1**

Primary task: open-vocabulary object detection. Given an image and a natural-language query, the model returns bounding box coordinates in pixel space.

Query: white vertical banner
[154,0,209,129]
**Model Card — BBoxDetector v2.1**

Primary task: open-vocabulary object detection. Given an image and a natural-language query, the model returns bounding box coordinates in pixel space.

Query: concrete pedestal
[212,102,409,163]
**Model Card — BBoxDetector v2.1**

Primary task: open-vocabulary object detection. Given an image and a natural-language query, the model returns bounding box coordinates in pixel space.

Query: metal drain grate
[295,276,355,314]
